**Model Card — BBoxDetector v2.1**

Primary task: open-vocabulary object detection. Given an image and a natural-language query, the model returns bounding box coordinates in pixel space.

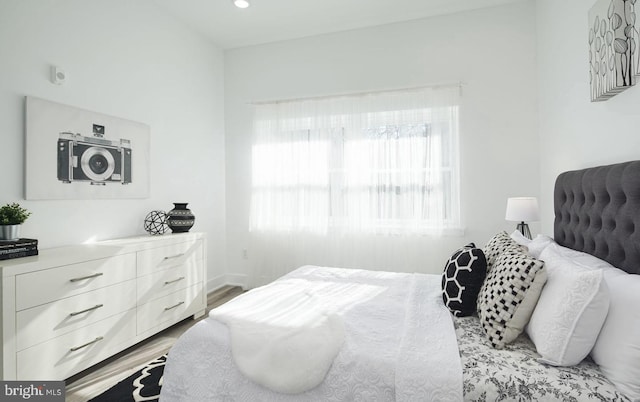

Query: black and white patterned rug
[89,354,166,402]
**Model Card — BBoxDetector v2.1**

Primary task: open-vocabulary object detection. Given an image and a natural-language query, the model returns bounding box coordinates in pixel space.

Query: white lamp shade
[505,197,539,222]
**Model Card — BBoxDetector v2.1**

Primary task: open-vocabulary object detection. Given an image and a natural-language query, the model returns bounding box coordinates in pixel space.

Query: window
[251,130,331,232]
[250,86,460,235]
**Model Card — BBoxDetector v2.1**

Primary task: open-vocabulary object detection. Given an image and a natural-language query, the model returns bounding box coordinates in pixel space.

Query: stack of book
[0,238,38,261]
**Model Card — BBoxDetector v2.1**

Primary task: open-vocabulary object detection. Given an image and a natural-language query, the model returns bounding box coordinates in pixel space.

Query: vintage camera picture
[57,129,132,185]
[25,96,149,200]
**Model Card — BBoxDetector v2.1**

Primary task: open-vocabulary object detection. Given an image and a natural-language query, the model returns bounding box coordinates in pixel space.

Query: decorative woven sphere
[144,210,168,235]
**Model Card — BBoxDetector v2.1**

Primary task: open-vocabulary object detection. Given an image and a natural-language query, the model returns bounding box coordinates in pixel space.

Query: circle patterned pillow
[441,243,488,317]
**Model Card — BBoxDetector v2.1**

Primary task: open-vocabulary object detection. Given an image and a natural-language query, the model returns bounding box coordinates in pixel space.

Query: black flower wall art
[589,0,639,101]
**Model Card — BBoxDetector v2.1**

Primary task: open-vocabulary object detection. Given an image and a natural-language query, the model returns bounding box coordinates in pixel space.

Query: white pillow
[544,242,629,282]
[510,230,532,247]
[509,231,555,259]
[527,247,609,366]
[546,242,616,270]
[526,234,554,259]
[591,273,640,400]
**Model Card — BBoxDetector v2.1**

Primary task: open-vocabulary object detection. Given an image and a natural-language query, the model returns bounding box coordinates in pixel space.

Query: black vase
[167,203,195,233]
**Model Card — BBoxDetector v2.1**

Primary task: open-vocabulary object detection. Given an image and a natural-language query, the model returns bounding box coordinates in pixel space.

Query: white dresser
[0,232,207,381]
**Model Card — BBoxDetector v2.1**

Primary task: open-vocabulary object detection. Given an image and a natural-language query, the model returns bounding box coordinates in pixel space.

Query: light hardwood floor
[65,285,245,402]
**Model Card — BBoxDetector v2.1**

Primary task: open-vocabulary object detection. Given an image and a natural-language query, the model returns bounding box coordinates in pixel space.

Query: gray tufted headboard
[554,160,640,275]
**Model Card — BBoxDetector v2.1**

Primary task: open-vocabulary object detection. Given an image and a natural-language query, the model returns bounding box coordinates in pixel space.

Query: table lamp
[505,197,539,239]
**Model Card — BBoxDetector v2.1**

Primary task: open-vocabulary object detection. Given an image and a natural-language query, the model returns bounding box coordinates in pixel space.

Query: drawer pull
[164,276,185,285]
[69,272,104,282]
[70,336,104,352]
[69,304,104,317]
[164,301,185,311]
[163,253,184,260]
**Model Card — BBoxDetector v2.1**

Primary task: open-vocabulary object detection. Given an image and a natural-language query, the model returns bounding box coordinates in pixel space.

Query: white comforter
[160,266,463,402]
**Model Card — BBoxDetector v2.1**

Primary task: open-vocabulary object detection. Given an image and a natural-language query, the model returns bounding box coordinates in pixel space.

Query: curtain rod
[248,81,465,106]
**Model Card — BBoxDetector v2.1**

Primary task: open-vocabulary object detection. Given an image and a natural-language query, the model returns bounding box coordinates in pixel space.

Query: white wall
[225,1,539,284]
[537,0,640,234]
[0,0,227,290]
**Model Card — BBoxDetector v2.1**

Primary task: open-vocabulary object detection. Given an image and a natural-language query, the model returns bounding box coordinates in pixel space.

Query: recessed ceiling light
[234,0,250,8]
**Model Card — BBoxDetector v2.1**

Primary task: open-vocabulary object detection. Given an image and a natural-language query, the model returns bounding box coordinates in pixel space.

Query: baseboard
[225,273,248,289]
[207,273,249,292]
[207,275,227,292]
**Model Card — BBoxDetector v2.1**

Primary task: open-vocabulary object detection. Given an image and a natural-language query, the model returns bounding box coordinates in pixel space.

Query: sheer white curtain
[248,85,460,286]
[250,127,333,234]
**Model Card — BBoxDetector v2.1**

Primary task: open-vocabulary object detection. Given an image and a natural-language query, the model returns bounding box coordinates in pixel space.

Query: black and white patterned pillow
[477,251,547,349]
[483,231,526,271]
[441,243,487,317]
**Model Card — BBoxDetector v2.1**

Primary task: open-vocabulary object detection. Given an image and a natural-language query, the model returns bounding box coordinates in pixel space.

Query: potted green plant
[0,203,31,241]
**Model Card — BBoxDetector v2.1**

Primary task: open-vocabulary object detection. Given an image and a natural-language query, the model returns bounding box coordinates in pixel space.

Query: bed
[160,161,640,402]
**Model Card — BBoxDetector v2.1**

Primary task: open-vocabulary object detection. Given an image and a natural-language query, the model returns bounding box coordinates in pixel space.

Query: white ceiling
[154,0,528,49]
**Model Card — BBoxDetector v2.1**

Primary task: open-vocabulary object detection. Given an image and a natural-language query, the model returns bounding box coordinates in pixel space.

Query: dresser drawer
[137,259,204,305]
[136,240,203,277]
[17,310,136,380]
[15,253,136,311]
[137,283,204,334]
[16,280,137,351]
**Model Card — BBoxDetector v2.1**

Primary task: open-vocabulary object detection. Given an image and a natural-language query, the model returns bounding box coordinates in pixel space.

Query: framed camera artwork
[25,96,150,200]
